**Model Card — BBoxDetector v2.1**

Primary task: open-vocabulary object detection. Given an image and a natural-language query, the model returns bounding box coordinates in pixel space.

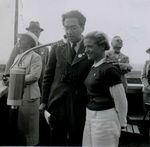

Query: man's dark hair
[62,10,86,28]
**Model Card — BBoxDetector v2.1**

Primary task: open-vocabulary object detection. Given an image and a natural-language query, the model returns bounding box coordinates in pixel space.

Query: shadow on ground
[119,132,150,147]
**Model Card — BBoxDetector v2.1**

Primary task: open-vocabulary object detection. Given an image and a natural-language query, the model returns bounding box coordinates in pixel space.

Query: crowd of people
[3,9,149,147]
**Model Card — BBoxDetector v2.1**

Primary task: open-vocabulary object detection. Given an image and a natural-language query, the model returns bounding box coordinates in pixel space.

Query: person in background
[26,21,50,146]
[3,21,50,145]
[9,32,42,145]
[4,21,49,92]
[82,31,128,147]
[105,36,132,91]
[26,21,49,91]
[141,48,150,106]
[39,10,93,146]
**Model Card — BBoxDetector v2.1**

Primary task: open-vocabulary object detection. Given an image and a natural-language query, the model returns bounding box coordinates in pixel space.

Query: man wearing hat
[26,21,49,91]
[105,36,132,91]
[26,21,44,38]
[5,21,49,92]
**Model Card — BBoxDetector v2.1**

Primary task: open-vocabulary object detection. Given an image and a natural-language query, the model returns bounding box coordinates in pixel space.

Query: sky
[1,0,150,69]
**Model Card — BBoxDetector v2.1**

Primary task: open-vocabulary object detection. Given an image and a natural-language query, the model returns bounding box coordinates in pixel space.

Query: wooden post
[14,0,19,45]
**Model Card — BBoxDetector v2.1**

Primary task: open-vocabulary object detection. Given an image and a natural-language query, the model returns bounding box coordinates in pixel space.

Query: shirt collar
[69,36,83,52]
[93,58,106,67]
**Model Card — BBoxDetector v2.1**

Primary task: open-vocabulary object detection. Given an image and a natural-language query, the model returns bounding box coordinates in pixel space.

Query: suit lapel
[61,41,87,65]
[61,42,73,65]
[72,41,86,66]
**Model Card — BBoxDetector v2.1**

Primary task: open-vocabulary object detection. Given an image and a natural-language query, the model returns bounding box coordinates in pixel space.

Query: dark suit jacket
[35,43,49,91]
[42,40,93,113]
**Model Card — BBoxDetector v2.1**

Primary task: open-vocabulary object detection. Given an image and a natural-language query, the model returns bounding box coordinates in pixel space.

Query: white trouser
[82,108,121,147]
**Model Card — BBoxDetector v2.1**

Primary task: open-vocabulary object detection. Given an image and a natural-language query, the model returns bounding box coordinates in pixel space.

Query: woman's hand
[39,103,46,112]
[2,74,9,86]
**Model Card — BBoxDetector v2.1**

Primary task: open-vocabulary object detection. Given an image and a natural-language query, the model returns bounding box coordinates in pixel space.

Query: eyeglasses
[64,26,78,31]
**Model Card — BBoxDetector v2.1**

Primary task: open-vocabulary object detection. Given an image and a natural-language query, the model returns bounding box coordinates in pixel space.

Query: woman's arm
[25,55,42,85]
[109,84,128,128]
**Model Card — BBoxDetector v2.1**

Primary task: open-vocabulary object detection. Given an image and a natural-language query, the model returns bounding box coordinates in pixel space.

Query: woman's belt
[88,95,112,103]
[87,95,115,111]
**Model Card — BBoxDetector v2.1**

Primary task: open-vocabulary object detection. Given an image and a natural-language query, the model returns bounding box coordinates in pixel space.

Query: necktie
[71,43,76,62]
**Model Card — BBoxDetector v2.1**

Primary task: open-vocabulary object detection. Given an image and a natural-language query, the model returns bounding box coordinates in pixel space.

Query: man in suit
[105,36,132,91]
[39,10,93,146]
[25,21,50,145]
[26,21,49,91]
[4,21,49,91]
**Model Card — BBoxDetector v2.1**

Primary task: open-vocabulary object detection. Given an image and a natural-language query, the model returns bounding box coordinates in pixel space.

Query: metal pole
[14,0,19,45]
[8,2,20,144]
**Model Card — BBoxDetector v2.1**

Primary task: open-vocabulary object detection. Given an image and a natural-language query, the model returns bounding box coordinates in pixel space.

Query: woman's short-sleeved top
[85,62,122,110]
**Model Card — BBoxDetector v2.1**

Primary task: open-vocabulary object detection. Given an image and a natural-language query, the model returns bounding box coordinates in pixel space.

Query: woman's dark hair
[84,31,110,50]
[21,34,36,48]
[62,10,86,28]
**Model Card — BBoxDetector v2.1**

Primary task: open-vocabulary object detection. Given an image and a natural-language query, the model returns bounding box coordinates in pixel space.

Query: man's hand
[105,56,118,64]
[113,63,132,74]
[118,63,132,71]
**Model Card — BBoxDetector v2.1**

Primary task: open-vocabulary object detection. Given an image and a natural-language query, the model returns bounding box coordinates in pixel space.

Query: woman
[10,32,42,145]
[141,48,150,105]
[82,31,128,147]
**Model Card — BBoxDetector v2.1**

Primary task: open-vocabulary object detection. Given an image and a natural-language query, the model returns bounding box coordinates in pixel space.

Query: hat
[146,48,150,54]
[26,21,44,32]
[18,31,38,46]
